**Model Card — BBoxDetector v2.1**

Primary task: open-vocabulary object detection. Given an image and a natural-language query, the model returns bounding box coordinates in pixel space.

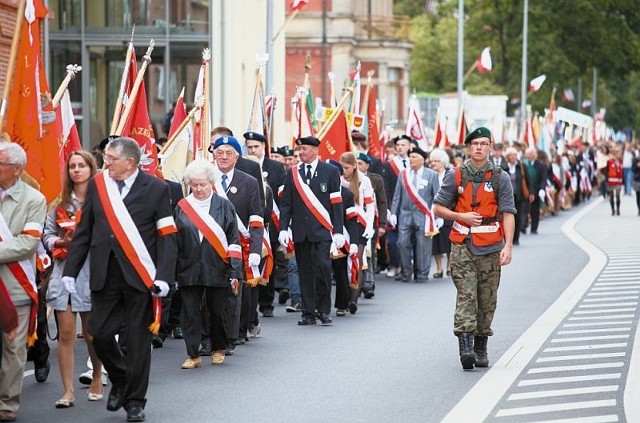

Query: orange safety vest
[607,158,623,186]
[449,166,504,247]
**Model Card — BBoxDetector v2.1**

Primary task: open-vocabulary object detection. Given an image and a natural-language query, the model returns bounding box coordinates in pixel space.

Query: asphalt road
[16,195,638,423]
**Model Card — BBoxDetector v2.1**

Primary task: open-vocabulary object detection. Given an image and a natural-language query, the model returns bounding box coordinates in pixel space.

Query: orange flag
[118,51,161,176]
[318,108,351,161]
[4,0,62,202]
[365,87,381,159]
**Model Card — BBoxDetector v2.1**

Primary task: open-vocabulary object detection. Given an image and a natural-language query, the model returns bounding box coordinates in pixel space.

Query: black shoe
[152,336,164,348]
[415,278,428,283]
[172,327,183,339]
[278,290,290,305]
[34,360,50,383]
[198,343,212,356]
[394,273,404,281]
[126,405,146,422]
[531,230,538,234]
[262,309,274,318]
[348,302,358,315]
[317,313,332,326]
[401,276,410,283]
[106,385,126,412]
[363,291,374,299]
[286,302,301,313]
[224,343,235,356]
[297,316,317,326]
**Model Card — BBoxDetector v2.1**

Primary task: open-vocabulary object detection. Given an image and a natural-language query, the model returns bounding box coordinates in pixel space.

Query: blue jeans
[287,257,300,301]
[624,168,634,195]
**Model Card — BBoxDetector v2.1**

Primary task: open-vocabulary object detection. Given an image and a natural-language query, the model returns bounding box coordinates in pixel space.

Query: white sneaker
[386,268,396,278]
[248,323,261,338]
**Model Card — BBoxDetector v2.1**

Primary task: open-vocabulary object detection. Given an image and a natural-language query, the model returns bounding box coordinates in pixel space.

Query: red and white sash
[389,159,401,177]
[0,212,40,345]
[401,170,438,236]
[292,166,334,233]
[177,196,242,263]
[271,199,281,232]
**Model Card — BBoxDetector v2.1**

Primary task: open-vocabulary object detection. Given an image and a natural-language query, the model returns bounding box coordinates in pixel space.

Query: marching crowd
[0,125,638,422]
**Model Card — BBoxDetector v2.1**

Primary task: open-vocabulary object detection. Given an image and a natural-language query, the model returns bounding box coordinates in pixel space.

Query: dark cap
[325,159,343,175]
[392,134,414,144]
[99,135,119,150]
[408,146,427,159]
[282,147,294,157]
[356,152,371,165]
[244,131,267,143]
[464,127,492,145]
[295,136,320,147]
[270,146,284,156]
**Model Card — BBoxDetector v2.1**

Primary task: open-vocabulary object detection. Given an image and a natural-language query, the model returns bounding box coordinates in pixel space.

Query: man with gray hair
[0,142,47,422]
[63,137,177,422]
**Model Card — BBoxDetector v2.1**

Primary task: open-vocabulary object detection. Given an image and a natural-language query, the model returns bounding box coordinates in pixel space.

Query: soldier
[433,127,516,370]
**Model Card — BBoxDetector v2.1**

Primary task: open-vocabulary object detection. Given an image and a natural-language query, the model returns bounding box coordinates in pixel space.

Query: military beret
[392,134,415,144]
[356,152,371,165]
[325,159,343,175]
[244,131,267,143]
[296,136,320,147]
[464,127,492,145]
[282,147,294,157]
[212,135,242,155]
[270,146,283,156]
[408,146,427,159]
[98,135,119,150]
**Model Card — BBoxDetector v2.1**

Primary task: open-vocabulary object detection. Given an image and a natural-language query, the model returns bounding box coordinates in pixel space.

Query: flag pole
[159,95,205,156]
[360,70,375,121]
[109,25,135,134]
[51,64,82,108]
[272,10,300,42]
[316,88,353,140]
[115,39,155,136]
[0,0,27,134]
[463,61,477,81]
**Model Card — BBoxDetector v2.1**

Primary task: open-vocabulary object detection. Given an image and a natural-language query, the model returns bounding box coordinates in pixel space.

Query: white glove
[538,189,546,201]
[278,230,291,248]
[349,243,358,256]
[248,253,261,267]
[152,280,170,298]
[363,226,375,240]
[388,214,397,227]
[62,276,76,294]
[435,218,444,230]
[333,233,346,249]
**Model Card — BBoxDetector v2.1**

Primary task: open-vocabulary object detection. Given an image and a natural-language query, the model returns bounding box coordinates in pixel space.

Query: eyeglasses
[102,155,123,163]
[470,142,490,148]
[0,162,16,166]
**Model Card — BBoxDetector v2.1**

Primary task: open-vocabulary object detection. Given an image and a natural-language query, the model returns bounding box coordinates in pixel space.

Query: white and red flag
[476,47,492,73]
[529,74,547,93]
[406,96,428,150]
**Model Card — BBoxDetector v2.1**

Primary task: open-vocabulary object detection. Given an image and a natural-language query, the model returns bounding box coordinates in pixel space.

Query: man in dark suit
[62,137,177,422]
[505,147,530,245]
[278,136,344,325]
[244,131,287,317]
[523,147,547,235]
[490,143,508,170]
[211,136,263,350]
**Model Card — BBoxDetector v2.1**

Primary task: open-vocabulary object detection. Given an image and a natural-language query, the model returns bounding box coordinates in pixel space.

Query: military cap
[98,135,119,150]
[408,146,427,159]
[356,152,371,165]
[464,127,492,145]
[212,135,242,155]
[270,146,283,156]
[244,131,267,143]
[295,136,320,147]
[392,134,415,144]
[282,147,294,157]
[325,159,343,175]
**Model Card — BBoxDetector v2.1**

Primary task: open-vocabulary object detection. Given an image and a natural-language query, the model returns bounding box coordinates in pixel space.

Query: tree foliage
[401,0,640,131]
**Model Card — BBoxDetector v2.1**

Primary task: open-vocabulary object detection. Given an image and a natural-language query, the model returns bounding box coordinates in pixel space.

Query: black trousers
[159,288,181,340]
[259,247,287,311]
[89,255,152,409]
[180,285,228,357]
[294,239,332,318]
[27,284,49,367]
[332,256,349,310]
[513,196,527,244]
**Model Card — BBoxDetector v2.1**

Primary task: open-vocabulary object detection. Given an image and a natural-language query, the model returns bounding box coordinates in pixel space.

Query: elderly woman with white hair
[429,148,453,278]
[173,159,243,369]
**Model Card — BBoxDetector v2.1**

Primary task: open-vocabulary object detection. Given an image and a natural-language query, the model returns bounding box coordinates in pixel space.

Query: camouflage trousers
[450,243,501,336]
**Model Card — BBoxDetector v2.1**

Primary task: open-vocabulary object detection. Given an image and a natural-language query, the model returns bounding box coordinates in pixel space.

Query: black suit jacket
[165,179,184,210]
[280,161,344,243]
[63,171,177,292]
[225,169,263,256]
[236,156,265,212]
[262,157,286,204]
[368,155,384,177]
[382,161,402,205]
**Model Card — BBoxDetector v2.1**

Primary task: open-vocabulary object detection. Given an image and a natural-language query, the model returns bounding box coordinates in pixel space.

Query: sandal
[87,391,103,401]
[433,271,443,279]
[55,398,75,408]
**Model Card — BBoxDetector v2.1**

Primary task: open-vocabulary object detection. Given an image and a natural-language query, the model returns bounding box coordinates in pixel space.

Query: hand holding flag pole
[115,39,155,136]
[51,64,82,108]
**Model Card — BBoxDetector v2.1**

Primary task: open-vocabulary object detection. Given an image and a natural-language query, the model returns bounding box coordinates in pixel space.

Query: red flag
[58,90,82,164]
[455,109,468,146]
[476,47,492,73]
[290,0,309,12]
[318,108,351,162]
[4,0,62,202]
[119,52,161,176]
[406,96,428,150]
[366,91,380,159]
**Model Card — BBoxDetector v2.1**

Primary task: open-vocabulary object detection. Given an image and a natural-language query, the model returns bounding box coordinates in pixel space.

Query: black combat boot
[474,335,489,368]
[457,333,475,370]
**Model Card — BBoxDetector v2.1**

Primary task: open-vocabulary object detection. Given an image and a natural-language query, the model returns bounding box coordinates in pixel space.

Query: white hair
[183,159,217,185]
[0,142,27,167]
[429,148,450,167]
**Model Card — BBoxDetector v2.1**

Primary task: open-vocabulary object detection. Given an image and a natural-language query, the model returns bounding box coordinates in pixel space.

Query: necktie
[116,180,125,194]
[305,164,312,184]
[222,174,229,192]
[402,159,407,169]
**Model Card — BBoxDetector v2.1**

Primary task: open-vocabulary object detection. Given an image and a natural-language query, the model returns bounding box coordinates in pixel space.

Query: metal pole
[321,0,328,104]
[591,66,597,116]
[520,0,528,132]
[577,77,582,111]
[457,0,464,111]
[266,0,274,95]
